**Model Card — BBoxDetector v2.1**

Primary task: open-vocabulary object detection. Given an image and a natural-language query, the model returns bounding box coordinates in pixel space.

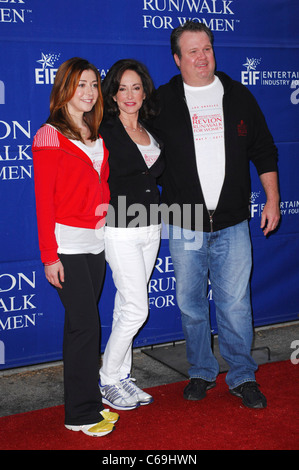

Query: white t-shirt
[136,133,161,168]
[55,138,105,255]
[184,76,225,210]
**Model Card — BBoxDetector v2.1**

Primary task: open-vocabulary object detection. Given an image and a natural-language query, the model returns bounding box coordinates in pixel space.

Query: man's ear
[174,53,181,69]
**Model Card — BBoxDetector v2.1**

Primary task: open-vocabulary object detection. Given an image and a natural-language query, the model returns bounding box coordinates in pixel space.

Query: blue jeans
[168,220,258,389]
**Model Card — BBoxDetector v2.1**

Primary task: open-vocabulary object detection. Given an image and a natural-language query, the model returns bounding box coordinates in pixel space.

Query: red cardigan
[32,125,110,264]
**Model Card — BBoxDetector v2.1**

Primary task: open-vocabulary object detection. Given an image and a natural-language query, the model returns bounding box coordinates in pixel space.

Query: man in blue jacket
[153,21,280,408]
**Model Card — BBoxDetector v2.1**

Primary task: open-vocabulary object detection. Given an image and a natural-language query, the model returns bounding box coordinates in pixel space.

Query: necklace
[123,123,143,133]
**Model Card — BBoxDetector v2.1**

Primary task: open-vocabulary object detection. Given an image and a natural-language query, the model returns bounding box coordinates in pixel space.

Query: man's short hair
[170,21,214,59]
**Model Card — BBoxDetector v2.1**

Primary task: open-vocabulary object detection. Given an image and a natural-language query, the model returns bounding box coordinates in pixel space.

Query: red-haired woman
[32,57,117,437]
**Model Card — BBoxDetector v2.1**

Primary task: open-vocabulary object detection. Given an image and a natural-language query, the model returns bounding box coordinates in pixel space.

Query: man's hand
[260,200,280,236]
[259,171,280,236]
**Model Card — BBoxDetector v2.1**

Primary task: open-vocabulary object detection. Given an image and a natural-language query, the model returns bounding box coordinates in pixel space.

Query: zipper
[208,210,215,233]
[98,155,108,204]
[99,139,109,184]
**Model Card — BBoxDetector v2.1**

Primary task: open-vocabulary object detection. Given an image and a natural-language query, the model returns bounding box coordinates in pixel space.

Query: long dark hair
[101,59,158,120]
[46,57,103,142]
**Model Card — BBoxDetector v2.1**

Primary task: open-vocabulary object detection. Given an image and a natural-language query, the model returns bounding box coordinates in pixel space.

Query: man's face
[174,31,216,87]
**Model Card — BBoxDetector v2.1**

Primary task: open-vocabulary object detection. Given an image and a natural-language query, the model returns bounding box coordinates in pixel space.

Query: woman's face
[113,69,145,119]
[67,69,99,117]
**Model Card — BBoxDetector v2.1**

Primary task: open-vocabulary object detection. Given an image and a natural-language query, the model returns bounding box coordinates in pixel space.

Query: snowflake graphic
[250,191,261,203]
[243,57,262,72]
[36,53,61,70]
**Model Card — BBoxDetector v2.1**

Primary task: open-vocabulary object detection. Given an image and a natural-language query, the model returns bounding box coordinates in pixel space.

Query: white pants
[100,224,161,385]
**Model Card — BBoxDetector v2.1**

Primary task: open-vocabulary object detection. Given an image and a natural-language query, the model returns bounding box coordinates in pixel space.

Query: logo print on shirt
[237,120,247,136]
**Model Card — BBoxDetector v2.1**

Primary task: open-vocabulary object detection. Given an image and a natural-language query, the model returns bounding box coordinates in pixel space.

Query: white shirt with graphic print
[184,76,225,211]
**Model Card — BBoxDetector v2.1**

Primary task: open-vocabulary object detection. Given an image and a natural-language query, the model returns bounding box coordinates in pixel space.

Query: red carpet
[1,360,298,451]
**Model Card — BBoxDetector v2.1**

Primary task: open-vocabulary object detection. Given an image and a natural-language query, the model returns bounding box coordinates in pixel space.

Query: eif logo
[241,57,261,86]
[0,80,4,104]
[35,52,61,85]
[0,340,4,364]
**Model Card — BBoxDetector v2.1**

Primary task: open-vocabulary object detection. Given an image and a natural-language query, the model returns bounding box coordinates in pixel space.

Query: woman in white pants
[99,59,165,410]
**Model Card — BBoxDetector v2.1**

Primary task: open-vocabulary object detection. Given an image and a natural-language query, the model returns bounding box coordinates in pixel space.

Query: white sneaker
[120,375,153,406]
[99,380,140,411]
[65,419,114,437]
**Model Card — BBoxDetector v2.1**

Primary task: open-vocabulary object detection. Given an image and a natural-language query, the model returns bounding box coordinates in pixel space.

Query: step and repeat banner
[1,1,298,369]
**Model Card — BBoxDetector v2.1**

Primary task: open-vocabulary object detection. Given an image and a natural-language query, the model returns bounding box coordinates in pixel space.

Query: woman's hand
[44,260,65,289]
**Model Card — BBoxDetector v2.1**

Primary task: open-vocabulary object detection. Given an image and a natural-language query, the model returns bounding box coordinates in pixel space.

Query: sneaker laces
[102,383,130,401]
[120,376,140,396]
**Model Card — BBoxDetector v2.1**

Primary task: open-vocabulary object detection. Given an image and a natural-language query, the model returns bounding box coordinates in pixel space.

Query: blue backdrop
[1,0,299,369]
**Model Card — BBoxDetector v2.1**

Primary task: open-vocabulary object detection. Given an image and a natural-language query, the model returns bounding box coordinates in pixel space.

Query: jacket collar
[54,127,102,168]
[101,115,164,151]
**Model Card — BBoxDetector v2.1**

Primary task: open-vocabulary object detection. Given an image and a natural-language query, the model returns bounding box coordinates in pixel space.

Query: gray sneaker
[99,380,140,411]
[120,375,153,406]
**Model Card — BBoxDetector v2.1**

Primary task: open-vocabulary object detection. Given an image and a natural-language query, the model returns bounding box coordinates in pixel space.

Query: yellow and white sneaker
[65,419,114,437]
[100,409,119,424]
